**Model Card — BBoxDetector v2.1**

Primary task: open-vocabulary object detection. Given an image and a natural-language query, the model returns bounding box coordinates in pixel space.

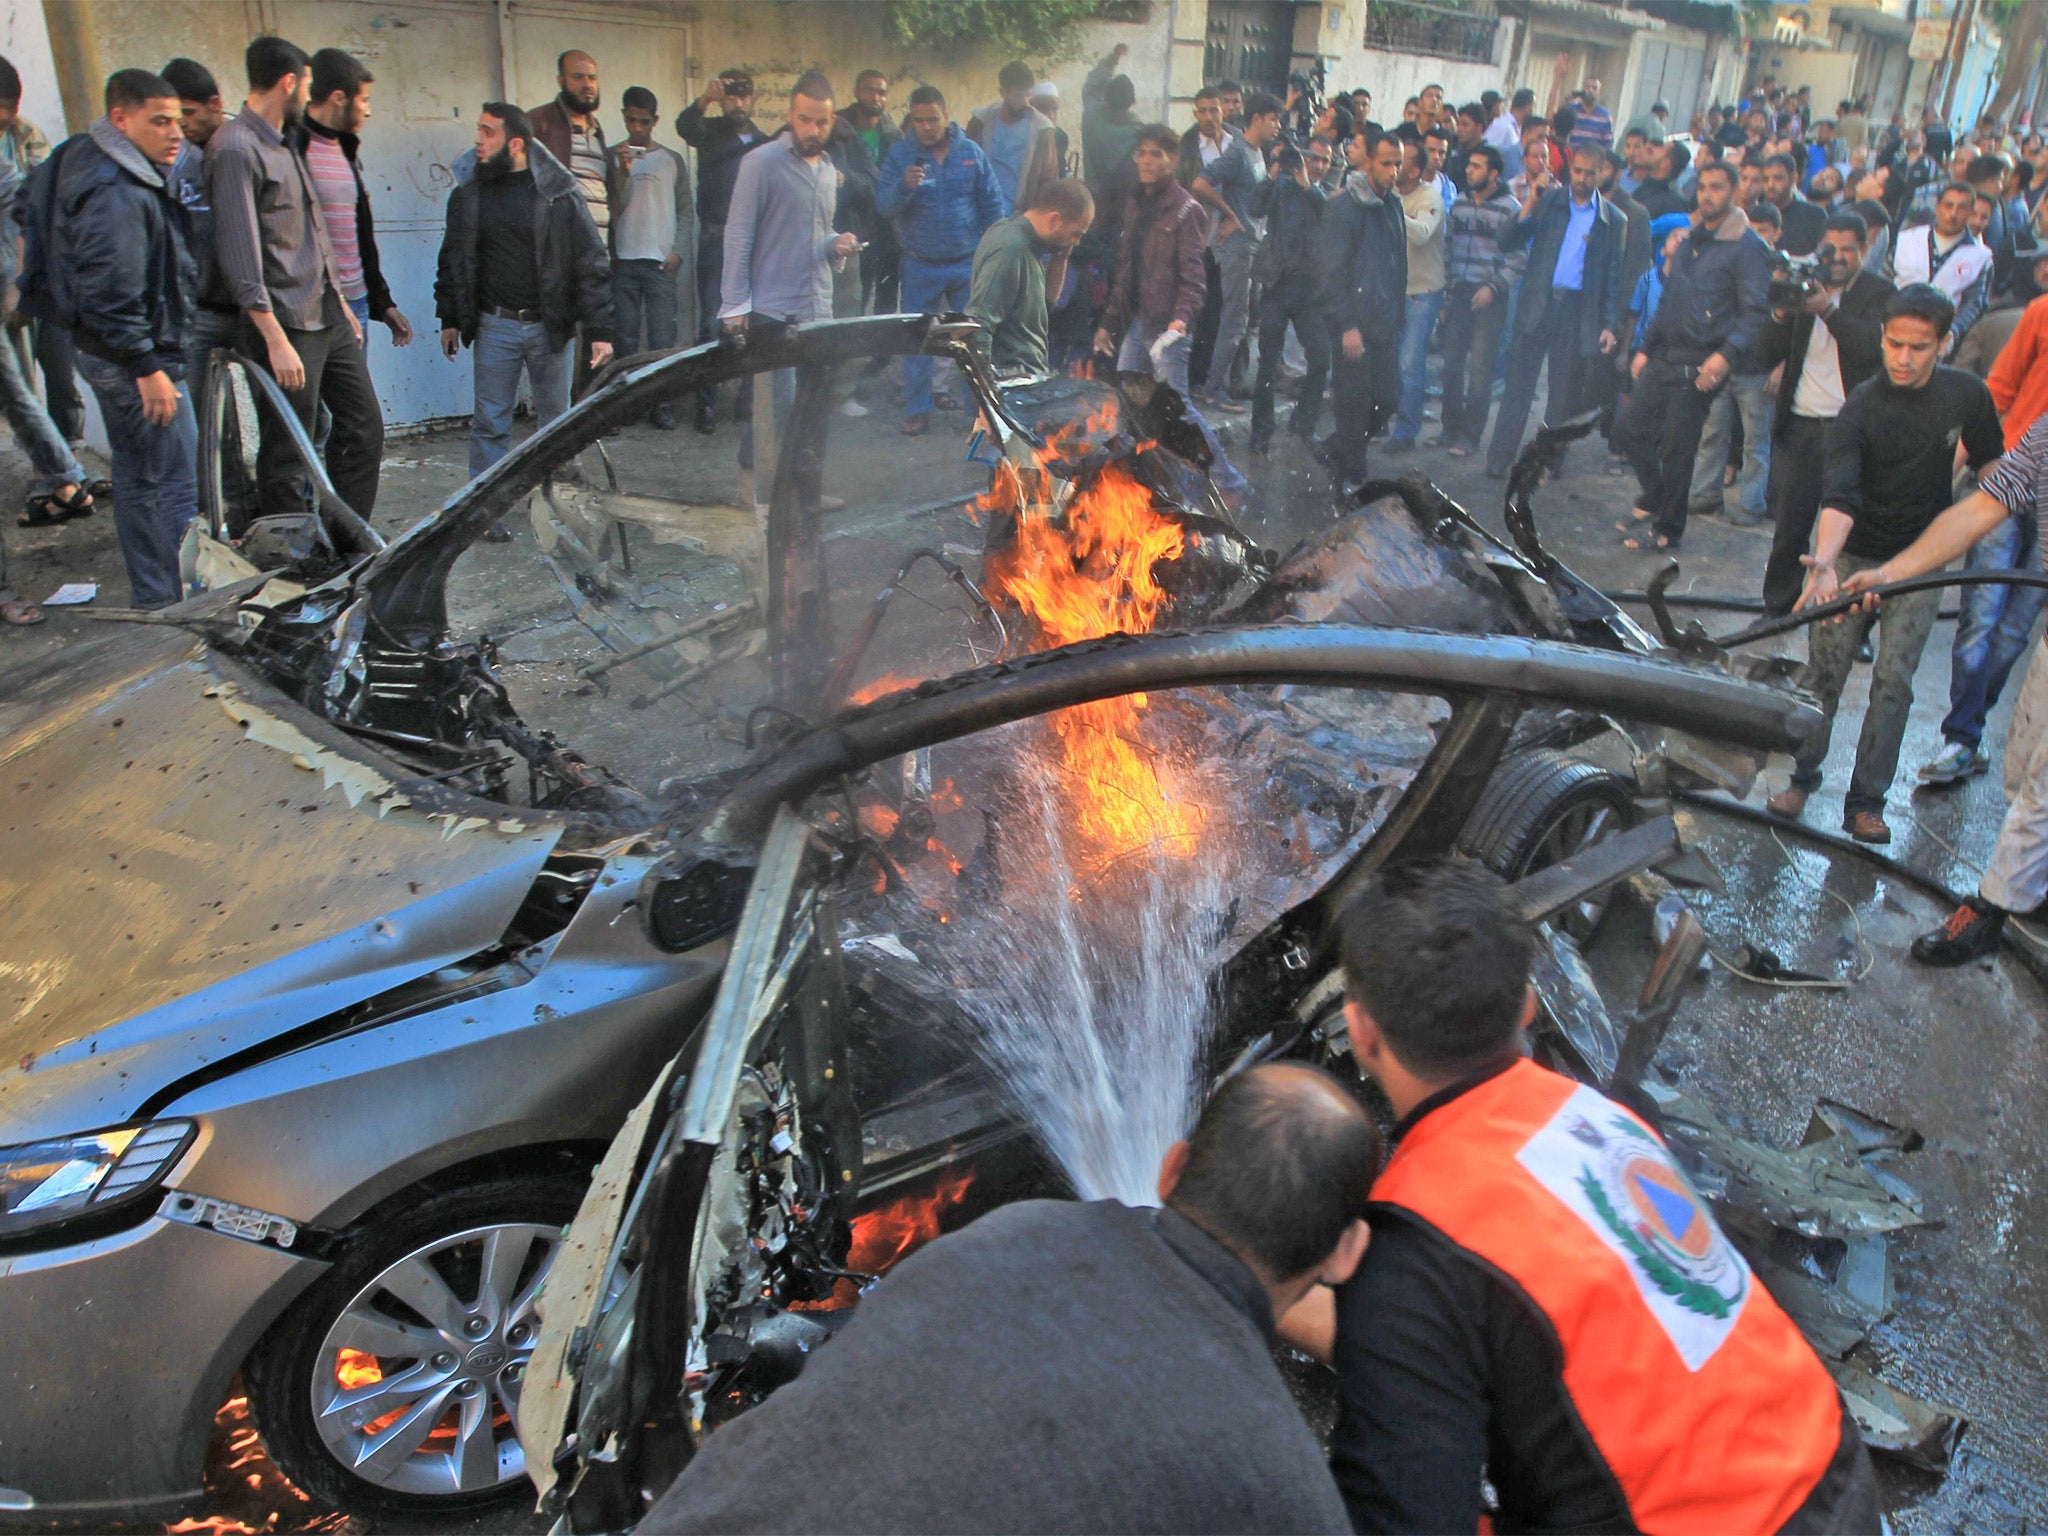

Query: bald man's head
[1166,1063,1380,1281]
[557,49,599,113]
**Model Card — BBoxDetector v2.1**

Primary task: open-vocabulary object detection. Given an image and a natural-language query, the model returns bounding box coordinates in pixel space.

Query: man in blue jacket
[42,69,197,609]
[1617,160,1771,551]
[1484,140,1624,478]
[877,86,1006,435]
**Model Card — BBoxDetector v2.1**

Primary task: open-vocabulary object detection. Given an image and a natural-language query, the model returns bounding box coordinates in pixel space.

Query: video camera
[1768,251,1827,312]
[1287,64,1325,146]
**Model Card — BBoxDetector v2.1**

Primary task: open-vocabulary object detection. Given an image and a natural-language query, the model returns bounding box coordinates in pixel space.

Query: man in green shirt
[967,177,1094,378]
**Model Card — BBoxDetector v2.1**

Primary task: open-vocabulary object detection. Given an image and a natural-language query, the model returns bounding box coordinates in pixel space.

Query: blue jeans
[901,254,974,419]
[348,293,371,332]
[469,312,571,478]
[614,259,680,354]
[75,353,198,610]
[1943,511,2048,749]
[1393,287,1446,443]
[0,326,88,496]
[737,363,798,473]
[1115,320,1246,496]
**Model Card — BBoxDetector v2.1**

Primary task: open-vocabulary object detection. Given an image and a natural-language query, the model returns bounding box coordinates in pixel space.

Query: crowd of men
[7,27,2048,1534]
[3,43,2047,1019]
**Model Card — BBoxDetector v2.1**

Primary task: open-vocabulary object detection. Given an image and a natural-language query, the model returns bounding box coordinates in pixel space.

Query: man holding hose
[1841,408,2048,963]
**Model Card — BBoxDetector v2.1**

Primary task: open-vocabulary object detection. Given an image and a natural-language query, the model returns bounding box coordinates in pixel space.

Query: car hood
[0,624,561,1142]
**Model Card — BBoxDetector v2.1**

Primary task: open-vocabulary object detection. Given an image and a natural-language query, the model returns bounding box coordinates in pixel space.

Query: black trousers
[248,291,384,519]
[1485,289,1584,475]
[33,321,83,443]
[1436,282,1506,448]
[1616,355,1718,544]
[1763,413,1830,614]
[1325,332,1399,484]
[1189,247,1223,388]
[1251,279,1329,450]
[696,221,726,412]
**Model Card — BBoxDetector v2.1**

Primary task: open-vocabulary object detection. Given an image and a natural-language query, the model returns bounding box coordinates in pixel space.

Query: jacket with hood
[1249,173,1325,287]
[1102,174,1207,335]
[49,118,195,378]
[434,142,613,347]
[966,102,1061,214]
[822,118,880,242]
[286,117,396,319]
[877,123,1007,264]
[1321,175,1408,345]
[1642,202,1772,370]
[1501,185,1625,356]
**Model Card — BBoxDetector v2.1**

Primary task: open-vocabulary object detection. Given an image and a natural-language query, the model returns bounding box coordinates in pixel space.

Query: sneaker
[839,397,870,418]
[650,403,678,431]
[1844,809,1891,844]
[694,402,716,435]
[1910,897,2006,966]
[1918,740,1987,784]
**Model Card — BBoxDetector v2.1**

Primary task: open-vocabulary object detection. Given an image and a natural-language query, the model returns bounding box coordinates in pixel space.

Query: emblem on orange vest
[1517,1085,1750,1370]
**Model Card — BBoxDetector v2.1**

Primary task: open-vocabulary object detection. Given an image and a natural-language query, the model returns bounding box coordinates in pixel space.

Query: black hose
[1673,789,1969,911]
[1710,569,2048,648]
[1602,590,1965,622]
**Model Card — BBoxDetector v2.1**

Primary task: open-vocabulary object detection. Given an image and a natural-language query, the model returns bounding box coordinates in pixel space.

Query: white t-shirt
[1483,114,1523,153]
[1791,302,1846,419]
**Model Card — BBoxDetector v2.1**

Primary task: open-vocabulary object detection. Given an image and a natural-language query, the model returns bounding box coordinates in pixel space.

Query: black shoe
[1911,897,2006,966]
[694,402,716,435]
[482,519,514,544]
[651,403,679,431]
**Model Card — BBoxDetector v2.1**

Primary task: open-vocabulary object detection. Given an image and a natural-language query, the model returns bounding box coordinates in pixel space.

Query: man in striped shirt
[296,49,411,351]
[1843,412,2048,962]
[529,50,618,388]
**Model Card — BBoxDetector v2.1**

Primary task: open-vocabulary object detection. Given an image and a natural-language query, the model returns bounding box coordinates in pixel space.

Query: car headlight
[0,1121,196,1239]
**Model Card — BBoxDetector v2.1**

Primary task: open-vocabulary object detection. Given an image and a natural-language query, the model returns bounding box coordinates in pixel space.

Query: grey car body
[0,314,1819,1525]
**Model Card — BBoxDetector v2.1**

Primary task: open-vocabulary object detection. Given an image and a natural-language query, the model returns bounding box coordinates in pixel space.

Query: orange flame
[981,414,1204,864]
[848,1163,977,1275]
[333,1348,382,1390]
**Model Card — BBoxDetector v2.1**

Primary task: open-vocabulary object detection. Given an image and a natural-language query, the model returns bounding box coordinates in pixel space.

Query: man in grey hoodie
[966,60,1059,215]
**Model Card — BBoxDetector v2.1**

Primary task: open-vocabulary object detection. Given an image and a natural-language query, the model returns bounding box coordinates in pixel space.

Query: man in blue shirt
[1484,141,1624,478]
[878,85,1007,435]
[1192,91,1281,410]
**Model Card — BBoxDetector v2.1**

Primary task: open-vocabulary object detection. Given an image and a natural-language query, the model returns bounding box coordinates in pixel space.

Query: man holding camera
[1757,211,1893,617]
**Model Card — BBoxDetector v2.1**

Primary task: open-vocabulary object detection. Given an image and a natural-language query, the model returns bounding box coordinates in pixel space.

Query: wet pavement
[2,357,2044,1531]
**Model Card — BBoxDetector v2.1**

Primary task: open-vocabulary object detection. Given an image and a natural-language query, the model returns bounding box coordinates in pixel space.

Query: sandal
[0,596,45,627]
[19,486,93,527]
[1621,530,1678,552]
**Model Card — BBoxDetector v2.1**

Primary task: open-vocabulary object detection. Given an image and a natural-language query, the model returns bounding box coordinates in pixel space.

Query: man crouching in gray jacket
[642,1062,1376,1534]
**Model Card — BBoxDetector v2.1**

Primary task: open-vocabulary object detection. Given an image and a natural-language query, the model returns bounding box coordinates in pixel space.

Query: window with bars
[1363,0,1501,64]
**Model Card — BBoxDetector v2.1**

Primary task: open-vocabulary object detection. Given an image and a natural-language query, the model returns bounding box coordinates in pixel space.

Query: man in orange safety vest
[1284,857,1879,1534]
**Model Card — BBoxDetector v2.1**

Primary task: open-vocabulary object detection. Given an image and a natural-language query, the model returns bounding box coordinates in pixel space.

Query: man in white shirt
[610,86,692,427]
[1891,181,1992,348]
[1755,212,1894,615]
[1486,89,1534,155]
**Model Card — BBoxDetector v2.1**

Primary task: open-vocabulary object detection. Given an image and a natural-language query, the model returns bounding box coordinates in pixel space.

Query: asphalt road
[2,357,2041,1532]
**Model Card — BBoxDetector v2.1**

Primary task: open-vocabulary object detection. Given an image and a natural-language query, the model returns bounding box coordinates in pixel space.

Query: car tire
[244,1174,584,1522]
[1457,748,1637,940]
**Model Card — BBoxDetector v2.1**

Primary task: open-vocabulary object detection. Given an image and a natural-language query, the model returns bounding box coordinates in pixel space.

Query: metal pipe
[1711,570,2048,649]
[628,642,752,712]
[577,598,758,679]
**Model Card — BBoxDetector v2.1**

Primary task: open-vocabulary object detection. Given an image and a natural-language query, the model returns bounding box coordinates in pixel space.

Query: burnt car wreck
[0,314,1957,1528]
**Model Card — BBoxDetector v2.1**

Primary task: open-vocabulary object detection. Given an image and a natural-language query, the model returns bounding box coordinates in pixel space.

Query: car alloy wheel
[308,1221,560,1499]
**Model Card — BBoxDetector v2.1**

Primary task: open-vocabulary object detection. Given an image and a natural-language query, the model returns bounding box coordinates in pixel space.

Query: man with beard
[206,35,382,519]
[1434,143,1521,456]
[293,49,411,350]
[720,72,861,471]
[678,71,765,433]
[1318,129,1406,493]
[435,103,611,537]
[529,50,617,241]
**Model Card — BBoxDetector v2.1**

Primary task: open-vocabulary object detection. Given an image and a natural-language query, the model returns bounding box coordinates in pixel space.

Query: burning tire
[1457,748,1638,940]
[243,1175,583,1520]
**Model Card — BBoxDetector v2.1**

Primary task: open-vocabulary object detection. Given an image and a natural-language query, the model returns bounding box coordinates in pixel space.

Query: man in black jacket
[1248,143,1328,453]
[1761,151,1827,256]
[435,103,610,535]
[1484,141,1624,478]
[294,49,411,353]
[1756,211,1892,614]
[643,1063,1372,1534]
[839,70,900,314]
[1618,161,1771,549]
[1319,129,1405,489]
[49,69,197,609]
[676,70,764,431]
